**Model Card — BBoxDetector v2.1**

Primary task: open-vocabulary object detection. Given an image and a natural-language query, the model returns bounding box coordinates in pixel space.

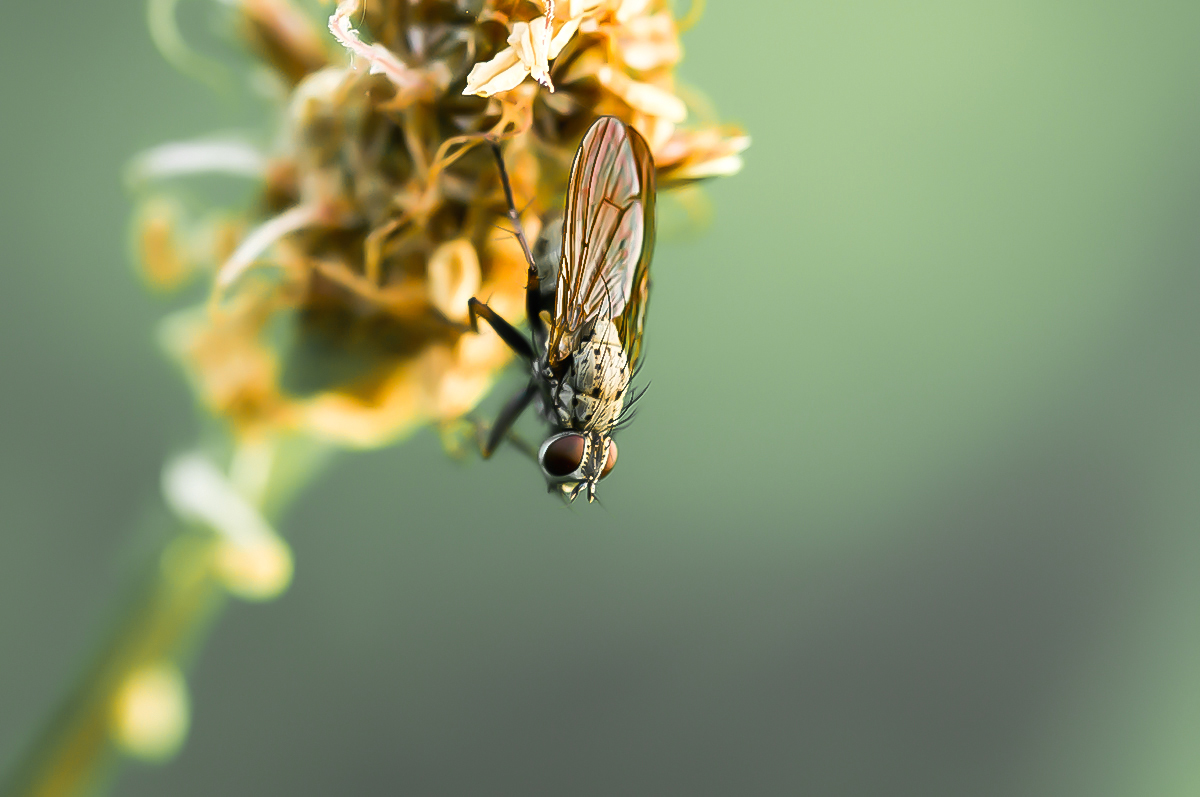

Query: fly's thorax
[532,215,562,295]
[553,319,630,432]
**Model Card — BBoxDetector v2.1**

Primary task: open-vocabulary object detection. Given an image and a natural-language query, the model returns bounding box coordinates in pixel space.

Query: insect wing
[612,124,655,370]
[550,117,656,368]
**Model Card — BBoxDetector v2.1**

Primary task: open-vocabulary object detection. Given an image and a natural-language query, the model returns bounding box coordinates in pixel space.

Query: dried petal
[240,0,329,86]
[127,138,265,183]
[616,12,681,71]
[614,0,653,24]
[549,16,583,57]
[596,65,687,123]
[137,200,190,290]
[464,45,528,96]
[510,18,553,89]
[328,0,449,101]
[657,128,752,184]
[215,203,321,290]
[427,239,482,322]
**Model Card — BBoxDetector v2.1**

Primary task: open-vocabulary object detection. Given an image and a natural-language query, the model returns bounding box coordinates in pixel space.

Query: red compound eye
[600,439,618,479]
[540,434,586,478]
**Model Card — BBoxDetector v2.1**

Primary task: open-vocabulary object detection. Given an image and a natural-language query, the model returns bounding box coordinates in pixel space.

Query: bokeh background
[3,1,1200,794]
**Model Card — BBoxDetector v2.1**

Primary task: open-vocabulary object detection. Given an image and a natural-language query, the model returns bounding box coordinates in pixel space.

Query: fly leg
[468,298,533,361]
[477,380,538,460]
[469,142,550,464]
[489,141,536,273]
[488,140,547,345]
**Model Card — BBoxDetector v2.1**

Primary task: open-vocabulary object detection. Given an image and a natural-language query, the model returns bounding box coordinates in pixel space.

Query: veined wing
[549,117,657,369]
[611,123,654,370]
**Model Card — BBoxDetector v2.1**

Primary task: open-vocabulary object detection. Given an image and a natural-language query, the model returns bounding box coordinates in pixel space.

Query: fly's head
[537,430,617,503]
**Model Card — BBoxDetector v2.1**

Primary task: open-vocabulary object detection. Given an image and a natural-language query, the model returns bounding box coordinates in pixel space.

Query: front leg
[468,297,533,361]
[488,141,548,348]
[479,380,538,459]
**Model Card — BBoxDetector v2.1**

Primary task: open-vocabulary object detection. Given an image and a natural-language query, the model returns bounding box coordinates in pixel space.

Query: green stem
[0,438,330,797]
[1,527,225,797]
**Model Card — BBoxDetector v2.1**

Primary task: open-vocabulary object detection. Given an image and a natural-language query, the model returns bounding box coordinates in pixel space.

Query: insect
[467,116,656,502]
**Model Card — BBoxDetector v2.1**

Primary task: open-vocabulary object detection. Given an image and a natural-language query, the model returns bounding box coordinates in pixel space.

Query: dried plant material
[159,293,289,437]
[613,12,680,70]
[127,138,266,184]
[427,239,482,321]
[239,0,330,86]
[595,64,686,123]
[133,0,747,450]
[657,128,751,183]
[215,203,322,290]
[137,200,191,291]
[463,14,581,95]
[148,0,234,94]
[213,536,294,600]
[329,0,450,102]
[163,453,277,549]
[163,452,294,599]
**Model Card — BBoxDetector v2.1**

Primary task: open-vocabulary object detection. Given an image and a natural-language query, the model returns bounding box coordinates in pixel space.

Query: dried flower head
[134,0,747,449]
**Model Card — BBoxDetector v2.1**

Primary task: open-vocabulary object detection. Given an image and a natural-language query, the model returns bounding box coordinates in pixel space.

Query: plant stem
[0,438,329,797]
[1,527,225,797]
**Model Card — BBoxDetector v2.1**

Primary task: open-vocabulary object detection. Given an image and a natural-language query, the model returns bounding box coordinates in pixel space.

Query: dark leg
[489,141,547,343]
[489,141,537,272]
[480,380,538,459]
[468,298,534,361]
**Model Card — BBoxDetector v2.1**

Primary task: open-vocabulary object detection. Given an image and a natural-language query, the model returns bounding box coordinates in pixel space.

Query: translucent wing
[612,124,655,370]
[549,117,656,369]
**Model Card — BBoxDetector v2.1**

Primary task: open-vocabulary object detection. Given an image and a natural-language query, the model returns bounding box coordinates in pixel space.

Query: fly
[467,116,656,503]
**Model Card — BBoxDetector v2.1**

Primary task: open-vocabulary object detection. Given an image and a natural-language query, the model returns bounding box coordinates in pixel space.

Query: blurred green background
[3,1,1200,794]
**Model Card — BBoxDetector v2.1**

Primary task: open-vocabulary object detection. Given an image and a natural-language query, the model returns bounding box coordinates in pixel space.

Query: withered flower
[135,0,748,450]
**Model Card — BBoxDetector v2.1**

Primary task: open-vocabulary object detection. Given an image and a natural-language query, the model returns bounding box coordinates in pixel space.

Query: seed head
[135,0,748,448]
